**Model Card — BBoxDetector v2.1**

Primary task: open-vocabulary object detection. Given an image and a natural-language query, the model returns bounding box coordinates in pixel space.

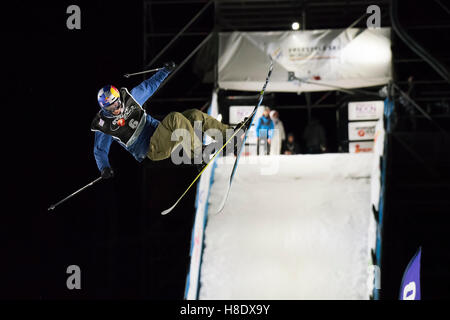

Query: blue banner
[399,247,422,300]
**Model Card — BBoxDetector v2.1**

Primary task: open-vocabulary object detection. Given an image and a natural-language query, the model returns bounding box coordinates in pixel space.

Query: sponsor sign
[348,100,384,121]
[349,141,374,153]
[348,121,378,141]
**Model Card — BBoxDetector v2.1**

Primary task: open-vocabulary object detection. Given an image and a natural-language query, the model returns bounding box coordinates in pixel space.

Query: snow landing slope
[200,153,375,300]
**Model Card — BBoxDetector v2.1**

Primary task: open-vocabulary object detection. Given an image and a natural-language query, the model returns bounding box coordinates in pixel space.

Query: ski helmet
[97,85,120,109]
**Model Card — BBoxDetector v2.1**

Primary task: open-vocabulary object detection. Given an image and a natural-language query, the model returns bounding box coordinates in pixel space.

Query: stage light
[292,22,300,30]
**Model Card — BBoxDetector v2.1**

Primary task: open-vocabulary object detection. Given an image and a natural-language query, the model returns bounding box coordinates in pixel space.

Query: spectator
[302,116,327,154]
[256,107,274,155]
[282,133,301,155]
[269,110,286,155]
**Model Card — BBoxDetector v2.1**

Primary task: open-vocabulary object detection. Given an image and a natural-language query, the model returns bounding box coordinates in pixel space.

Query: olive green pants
[147,109,231,161]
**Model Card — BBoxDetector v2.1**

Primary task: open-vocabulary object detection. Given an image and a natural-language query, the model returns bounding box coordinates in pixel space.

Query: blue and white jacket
[93,68,170,171]
[255,115,274,139]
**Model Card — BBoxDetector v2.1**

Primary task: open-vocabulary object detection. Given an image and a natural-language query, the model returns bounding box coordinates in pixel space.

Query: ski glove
[163,61,176,72]
[101,167,115,179]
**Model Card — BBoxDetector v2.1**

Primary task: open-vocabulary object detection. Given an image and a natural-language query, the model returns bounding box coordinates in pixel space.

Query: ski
[214,57,274,214]
[161,57,274,216]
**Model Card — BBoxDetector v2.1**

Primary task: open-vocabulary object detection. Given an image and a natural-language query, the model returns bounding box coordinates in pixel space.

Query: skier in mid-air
[91,62,242,179]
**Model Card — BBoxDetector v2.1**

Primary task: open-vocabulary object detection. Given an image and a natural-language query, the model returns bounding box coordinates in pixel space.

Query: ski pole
[123,67,163,78]
[48,176,103,211]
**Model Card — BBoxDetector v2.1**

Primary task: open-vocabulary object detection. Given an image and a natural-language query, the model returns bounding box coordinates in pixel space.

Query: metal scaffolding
[142,0,449,108]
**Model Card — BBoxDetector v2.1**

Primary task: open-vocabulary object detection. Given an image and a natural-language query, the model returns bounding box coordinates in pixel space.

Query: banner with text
[348,100,385,121]
[348,121,378,141]
[399,247,422,300]
[185,91,220,300]
[349,141,374,153]
[219,29,391,92]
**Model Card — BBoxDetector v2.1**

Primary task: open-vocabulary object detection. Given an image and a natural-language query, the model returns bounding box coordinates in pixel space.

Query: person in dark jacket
[282,133,301,155]
[302,117,327,154]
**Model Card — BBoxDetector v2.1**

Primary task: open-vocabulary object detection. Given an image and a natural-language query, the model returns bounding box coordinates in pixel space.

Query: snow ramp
[187,153,378,299]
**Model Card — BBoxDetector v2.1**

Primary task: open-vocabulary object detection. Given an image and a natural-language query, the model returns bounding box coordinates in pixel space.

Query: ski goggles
[104,99,122,112]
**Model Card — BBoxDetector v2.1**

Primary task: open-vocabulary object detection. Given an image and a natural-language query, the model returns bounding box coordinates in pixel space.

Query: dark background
[2,0,450,300]
[3,0,199,299]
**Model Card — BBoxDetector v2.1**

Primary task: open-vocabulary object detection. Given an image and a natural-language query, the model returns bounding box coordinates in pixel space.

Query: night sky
[3,0,199,299]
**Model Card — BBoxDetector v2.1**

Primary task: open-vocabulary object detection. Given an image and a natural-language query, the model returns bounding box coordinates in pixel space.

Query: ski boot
[194,143,213,173]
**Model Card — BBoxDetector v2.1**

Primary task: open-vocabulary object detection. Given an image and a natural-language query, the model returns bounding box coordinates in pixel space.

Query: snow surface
[199,153,374,299]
